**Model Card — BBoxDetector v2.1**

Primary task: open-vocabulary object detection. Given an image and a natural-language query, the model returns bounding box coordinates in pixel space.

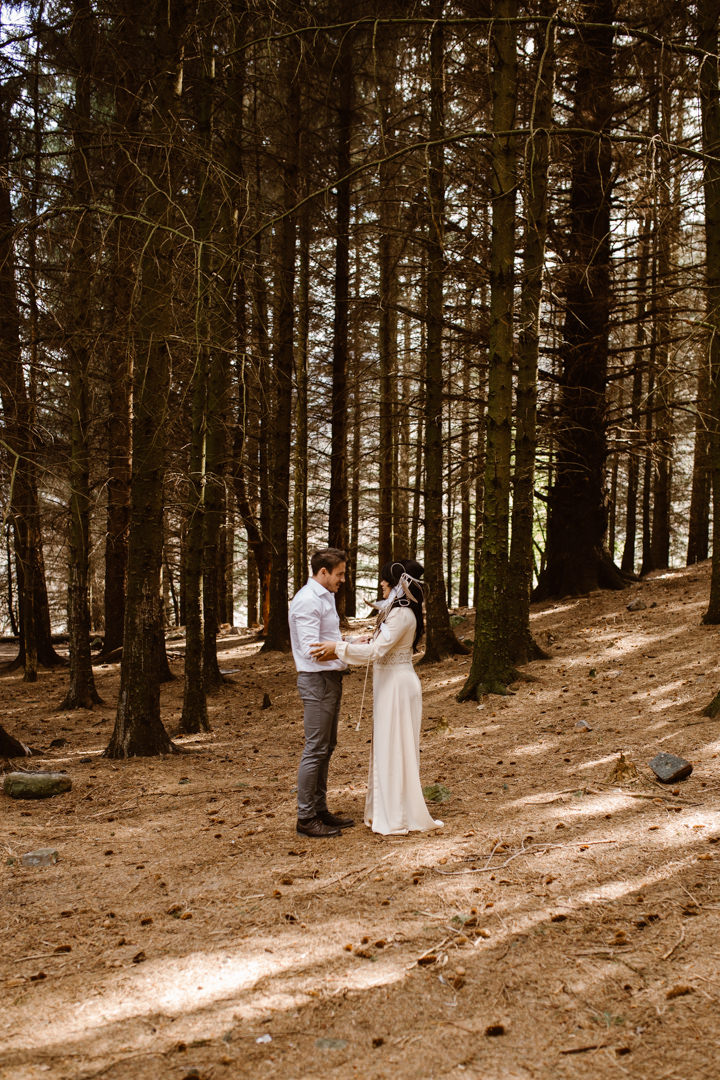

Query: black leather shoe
[296,817,341,838]
[319,810,355,829]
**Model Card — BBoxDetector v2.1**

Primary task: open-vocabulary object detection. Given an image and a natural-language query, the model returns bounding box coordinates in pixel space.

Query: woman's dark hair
[380,559,425,649]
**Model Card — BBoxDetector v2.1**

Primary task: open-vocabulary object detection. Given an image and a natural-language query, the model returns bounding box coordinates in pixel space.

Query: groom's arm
[289,597,323,664]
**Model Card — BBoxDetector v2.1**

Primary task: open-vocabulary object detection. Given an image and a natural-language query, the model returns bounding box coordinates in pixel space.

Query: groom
[289,548,355,838]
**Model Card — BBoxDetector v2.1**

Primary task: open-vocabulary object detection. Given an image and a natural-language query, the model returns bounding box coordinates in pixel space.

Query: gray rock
[316,1038,348,1051]
[3,772,72,800]
[575,719,593,731]
[648,752,693,784]
[627,599,647,612]
[20,848,59,867]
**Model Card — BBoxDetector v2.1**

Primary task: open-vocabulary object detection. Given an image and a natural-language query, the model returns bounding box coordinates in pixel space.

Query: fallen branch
[662,925,685,961]
[560,1043,607,1055]
[88,801,138,819]
[409,936,453,968]
[435,839,618,875]
[310,851,396,894]
[12,951,63,963]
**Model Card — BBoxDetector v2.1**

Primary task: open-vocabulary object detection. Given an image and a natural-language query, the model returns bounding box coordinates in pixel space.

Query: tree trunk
[329,23,352,620]
[225,504,235,625]
[457,349,471,608]
[648,64,675,573]
[699,0,720,623]
[262,41,300,652]
[532,0,624,600]
[0,723,31,759]
[61,0,102,710]
[621,215,651,575]
[179,332,209,734]
[99,1,142,657]
[687,347,711,565]
[506,2,555,665]
[459,0,519,698]
[0,82,62,680]
[105,0,186,757]
[421,5,467,664]
[377,41,399,577]
[294,202,310,597]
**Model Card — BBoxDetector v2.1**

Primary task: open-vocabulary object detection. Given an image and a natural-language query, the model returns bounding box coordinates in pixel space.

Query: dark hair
[380,559,425,649]
[311,547,347,575]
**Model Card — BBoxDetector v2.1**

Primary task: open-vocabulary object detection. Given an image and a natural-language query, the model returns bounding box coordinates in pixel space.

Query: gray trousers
[296,671,343,821]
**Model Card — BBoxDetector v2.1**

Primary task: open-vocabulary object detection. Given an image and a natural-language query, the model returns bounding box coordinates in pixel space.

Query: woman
[311,560,443,836]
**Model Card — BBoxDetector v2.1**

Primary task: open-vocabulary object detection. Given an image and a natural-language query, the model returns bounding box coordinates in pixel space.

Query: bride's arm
[312,609,409,666]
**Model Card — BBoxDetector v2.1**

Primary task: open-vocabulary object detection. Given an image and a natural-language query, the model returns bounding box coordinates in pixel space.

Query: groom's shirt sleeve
[291,595,322,665]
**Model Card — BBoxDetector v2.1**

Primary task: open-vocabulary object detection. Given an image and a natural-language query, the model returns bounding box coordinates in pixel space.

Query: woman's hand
[310,641,337,661]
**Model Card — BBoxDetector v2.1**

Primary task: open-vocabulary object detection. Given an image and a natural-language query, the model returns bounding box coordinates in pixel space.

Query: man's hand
[310,641,337,662]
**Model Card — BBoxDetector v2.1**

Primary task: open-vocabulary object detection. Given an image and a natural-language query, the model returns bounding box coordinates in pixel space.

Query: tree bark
[0,81,62,680]
[105,0,187,757]
[61,0,102,710]
[294,202,310,597]
[532,0,624,600]
[179,334,209,733]
[699,0,720,623]
[421,4,467,664]
[328,21,352,620]
[621,215,651,575]
[506,2,555,665]
[377,38,399,577]
[459,0,519,698]
[687,346,711,565]
[99,0,142,657]
[0,723,31,759]
[262,39,300,652]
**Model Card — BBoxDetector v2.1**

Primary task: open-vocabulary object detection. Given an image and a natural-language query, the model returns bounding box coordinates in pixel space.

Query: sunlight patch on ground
[2,936,412,1059]
[505,742,553,759]
[575,753,627,771]
[598,627,687,661]
[2,945,325,1052]
[453,857,705,955]
[530,602,580,620]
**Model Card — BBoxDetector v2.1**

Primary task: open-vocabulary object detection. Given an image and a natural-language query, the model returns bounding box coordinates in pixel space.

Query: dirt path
[2,562,720,1080]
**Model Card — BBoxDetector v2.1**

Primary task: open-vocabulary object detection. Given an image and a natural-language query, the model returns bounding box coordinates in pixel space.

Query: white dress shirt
[289,577,347,673]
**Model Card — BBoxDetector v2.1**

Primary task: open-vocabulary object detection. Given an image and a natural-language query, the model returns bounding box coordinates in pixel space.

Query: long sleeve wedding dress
[335,607,443,836]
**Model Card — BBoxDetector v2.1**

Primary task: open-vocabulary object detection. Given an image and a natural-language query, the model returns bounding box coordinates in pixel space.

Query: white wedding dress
[335,606,443,836]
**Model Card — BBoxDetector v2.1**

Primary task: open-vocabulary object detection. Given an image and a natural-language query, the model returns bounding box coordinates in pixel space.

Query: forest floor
[2,561,720,1080]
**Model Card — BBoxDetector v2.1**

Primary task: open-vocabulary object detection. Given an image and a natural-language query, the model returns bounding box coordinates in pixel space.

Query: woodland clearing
[2,560,720,1080]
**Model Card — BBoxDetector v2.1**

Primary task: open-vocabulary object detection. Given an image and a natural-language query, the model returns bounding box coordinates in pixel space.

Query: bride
[311,559,443,836]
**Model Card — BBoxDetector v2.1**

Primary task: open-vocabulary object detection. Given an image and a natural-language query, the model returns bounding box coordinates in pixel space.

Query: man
[289,548,355,838]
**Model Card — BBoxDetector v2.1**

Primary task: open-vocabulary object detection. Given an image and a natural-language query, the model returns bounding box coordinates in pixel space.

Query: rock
[626,599,647,612]
[3,772,72,800]
[316,1038,348,1051]
[575,719,592,731]
[261,693,272,710]
[648,752,693,784]
[20,848,58,867]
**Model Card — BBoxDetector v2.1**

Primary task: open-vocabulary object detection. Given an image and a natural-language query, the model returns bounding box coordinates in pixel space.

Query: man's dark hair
[311,547,347,575]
